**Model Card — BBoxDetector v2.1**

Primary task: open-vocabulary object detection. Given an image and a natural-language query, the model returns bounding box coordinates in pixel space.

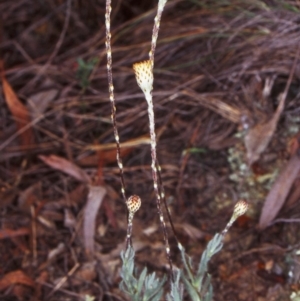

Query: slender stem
[146,93,173,277]
[105,0,127,203]
[126,212,134,250]
[147,0,172,277]
[156,160,179,244]
[149,0,168,68]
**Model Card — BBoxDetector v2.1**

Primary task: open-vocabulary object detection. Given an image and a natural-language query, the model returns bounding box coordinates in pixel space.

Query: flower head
[126,195,141,214]
[232,200,249,221]
[133,60,153,96]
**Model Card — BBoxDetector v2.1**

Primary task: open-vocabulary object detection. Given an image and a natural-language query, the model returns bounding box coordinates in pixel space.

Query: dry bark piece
[259,154,300,229]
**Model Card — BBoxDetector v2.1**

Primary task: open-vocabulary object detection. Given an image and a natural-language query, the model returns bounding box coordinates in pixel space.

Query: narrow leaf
[2,74,34,147]
[181,274,200,301]
[83,185,106,255]
[259,154,300,229]
[39,155,90,183]
[137,267,147,296]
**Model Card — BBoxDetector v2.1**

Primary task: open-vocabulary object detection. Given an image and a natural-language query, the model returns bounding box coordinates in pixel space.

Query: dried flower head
[126,195,141,214]
[133,60,153,96]
[222,200,249,236]
[232,200,249,221]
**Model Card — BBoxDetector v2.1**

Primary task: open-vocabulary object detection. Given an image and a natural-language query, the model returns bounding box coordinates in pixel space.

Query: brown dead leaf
[84,185,106,256]
[77,147,134,167]
[0,270,35,291]
[244,94,285,165]
[43,262,95,291]
[259,155,300,229]
[39,154,90,183]
[182,89,242,123]
[12,284,33,301]
[35,271,49,299]
[286,179,300,208]
[180,222,205,240]
[245,45,299,165]
[288,131,300,156]
[71,262,96,286]
[18,182,41,212]
[1,71,34,147]
[28,89,58,120]
[0,228,29,240]
[0,186,18,208]
[43,184,88,210]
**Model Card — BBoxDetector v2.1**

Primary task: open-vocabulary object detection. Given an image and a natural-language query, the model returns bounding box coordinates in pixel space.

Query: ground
[1,0,300,300]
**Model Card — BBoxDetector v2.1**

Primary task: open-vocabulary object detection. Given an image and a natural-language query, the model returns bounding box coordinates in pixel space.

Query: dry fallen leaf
[1,71,34,147]
[77,147,134,167]
[43,184,88,210]
[28,89,58,120]
[180,222,205,240]
[244,94,285,165]
[39,154,90,183]
[84,185,106,256]
[0,227,29,240]
[0,270,35,291]
[18,182,41,212]
[286,179,300,208]
[35,270,49,300]
[245,46,299,165]
[0,186,18,209]
[71,262,97,286]
[12,283,33,301]
[259,155,300,229]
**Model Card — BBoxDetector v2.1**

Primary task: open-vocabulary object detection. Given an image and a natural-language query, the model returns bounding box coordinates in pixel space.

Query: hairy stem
[145,93,173,278]
[105,0,127,202]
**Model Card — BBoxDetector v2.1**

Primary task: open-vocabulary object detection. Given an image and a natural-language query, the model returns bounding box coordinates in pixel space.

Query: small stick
[47,263,80,298]
[105,0,127,202]
[31,205,37,266]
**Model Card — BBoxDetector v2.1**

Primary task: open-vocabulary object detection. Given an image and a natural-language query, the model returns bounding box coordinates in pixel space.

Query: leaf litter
[1,1,300,300]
